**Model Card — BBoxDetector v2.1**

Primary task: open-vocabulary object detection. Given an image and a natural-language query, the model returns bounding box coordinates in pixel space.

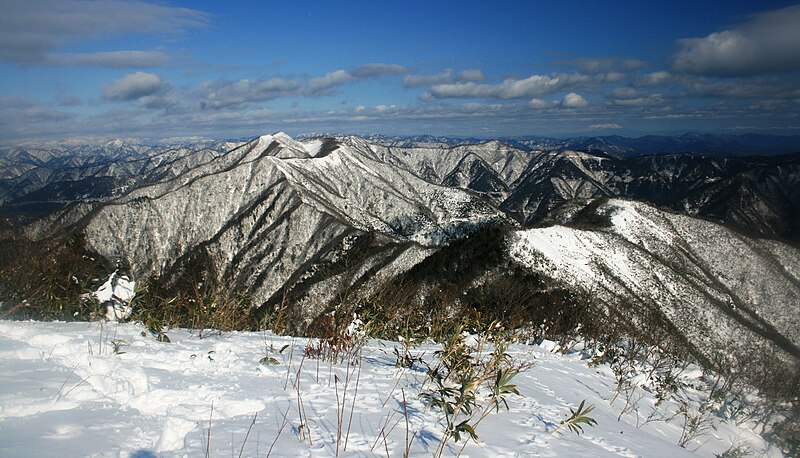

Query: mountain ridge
[2,132,798,388]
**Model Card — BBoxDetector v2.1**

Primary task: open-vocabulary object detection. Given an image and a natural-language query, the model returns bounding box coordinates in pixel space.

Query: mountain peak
[104,138,125,148]
[244,132,310,160]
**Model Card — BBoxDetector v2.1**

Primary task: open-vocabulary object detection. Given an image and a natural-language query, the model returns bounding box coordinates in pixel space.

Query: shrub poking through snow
[420,324,529,457]
[110,339,128,355]
[304,312,365,365]
[393,337,420,369]
[551,399,598,435]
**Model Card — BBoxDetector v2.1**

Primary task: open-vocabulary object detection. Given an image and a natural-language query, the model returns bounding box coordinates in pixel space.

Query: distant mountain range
[3,132,800,233]
[0,140,241,215]
[2,132,798,383]
[347,132,800,157]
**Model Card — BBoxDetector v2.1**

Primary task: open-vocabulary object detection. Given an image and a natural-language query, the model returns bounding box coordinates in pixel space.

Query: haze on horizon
[1,0,799,144]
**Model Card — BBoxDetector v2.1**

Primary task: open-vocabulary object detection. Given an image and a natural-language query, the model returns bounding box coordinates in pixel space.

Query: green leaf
[455,421,479,442]
[552,399,598,435]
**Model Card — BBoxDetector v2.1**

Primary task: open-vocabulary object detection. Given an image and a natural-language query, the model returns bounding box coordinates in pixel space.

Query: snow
[607,200,674,248]
[510,225,602,282]
[300,139,325,157]
[93,272,136,321]
[0,321,778,457]
[507,199,800,399]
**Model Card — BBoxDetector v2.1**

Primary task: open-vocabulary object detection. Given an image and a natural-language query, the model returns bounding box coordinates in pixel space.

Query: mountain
[305,132,800,157]
[510,198,799,379]
[65,133,504,320]
[5,132,800,238]
[0,140,240,216]
[3,131,799,389]
[508,132,800,157]
[370,140,800,240]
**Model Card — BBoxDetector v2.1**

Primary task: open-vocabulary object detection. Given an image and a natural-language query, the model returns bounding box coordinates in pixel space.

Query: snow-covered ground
[0,321,779,457]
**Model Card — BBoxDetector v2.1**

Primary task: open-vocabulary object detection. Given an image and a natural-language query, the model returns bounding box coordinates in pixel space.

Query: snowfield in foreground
[0,321,778,457]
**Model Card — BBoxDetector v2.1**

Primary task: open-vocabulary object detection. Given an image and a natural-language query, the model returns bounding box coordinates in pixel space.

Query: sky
[0,0,799,144]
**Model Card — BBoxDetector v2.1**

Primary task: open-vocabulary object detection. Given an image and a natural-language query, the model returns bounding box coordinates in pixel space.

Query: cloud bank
[403,69,485,88]
[308,64,407,95]
[0,0,207,66]
[46,51,168,68]
[672,5,800,76]
[200,78,303,110]
[425,73,591,100]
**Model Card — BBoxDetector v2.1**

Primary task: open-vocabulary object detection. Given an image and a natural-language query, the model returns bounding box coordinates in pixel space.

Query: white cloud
[426,73,591,99]
[610,87,641,99]
[138,91,183,111]
[349,63,407,78]
[102,72,163,101]
[635,71,671,87]
[528,98,553,109]
[589,123,622,129]
[0,96,37,110]
[672,5,800,76]
[457,69,485,82]
[0,98,77,142]
[678,77,785,98]
[308,64,406,95]
[200,78,302,109]
[4,91,798,144]
[198,63,407,109]
[374,104,397,112]
[610,95,665,107]
[46,51,167,68]
[19,106,72,122]
[307,70,355,94]
[0,0,208,65]
[566,57,647,73]
[562,92,588,108]
[607,87,666,107]
[594,72,626,83]
[403,69,484,88]
[404,70,454,88]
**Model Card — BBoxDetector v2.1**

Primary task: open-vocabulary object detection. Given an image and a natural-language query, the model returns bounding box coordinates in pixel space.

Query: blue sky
[1,0,799,143]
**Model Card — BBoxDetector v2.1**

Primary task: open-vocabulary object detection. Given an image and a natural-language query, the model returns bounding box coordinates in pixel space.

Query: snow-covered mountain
[0,140,240,214]
[5,133,799,239]
[319,132,800,157]
[67,133,504,319]
[368,140,800,239]
[510,198,799,378]
[4,132,799,385]
[509,132,800,157]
